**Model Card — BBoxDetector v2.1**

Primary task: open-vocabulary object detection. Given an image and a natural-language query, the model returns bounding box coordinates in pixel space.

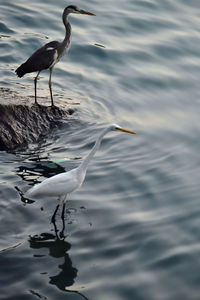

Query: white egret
[26,124,136,222]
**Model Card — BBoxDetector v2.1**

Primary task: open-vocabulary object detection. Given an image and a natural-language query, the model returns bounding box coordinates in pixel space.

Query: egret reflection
[29,229,89,300]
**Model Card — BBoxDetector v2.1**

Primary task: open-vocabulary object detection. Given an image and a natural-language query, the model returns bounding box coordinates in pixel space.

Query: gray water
[1,0,200,299]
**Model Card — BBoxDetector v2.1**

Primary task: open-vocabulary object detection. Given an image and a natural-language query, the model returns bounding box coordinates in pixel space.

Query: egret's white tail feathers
[25,184,41,198]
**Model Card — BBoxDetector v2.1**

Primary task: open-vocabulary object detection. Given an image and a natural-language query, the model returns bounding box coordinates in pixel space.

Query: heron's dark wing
[16,41,60,77]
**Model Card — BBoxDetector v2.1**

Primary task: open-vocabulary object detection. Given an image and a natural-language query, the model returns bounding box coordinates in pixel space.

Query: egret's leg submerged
[51,203,60,224]
[60,195,67,239]
[52,217,59,239]
[61,202,66,220]
[51,195,67,224]
[34,71,40,105]
[61,195,67,224]
[49,67,54,107]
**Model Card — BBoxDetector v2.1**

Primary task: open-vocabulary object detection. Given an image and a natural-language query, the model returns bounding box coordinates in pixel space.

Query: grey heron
[26,124,137,222]
[15,5,96,106]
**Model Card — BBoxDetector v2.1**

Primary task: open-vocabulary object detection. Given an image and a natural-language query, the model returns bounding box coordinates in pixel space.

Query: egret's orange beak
[118,128,137,135]
[80,10,96,16]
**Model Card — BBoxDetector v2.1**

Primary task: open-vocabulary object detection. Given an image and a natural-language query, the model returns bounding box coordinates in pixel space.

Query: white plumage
[26,169,81,198]
[26,124,136,222]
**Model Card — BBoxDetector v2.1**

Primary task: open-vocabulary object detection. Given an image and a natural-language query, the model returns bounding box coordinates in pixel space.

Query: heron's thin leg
[34,71,40,105]
[51,203,59,223]
[49,67,54,107]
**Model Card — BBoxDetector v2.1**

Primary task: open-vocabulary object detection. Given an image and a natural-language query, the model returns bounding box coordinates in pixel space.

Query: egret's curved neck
[78,127,111,173]
[62,10,71,45]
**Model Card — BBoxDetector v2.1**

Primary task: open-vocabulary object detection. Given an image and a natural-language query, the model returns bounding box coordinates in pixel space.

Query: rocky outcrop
[0,103,73,151]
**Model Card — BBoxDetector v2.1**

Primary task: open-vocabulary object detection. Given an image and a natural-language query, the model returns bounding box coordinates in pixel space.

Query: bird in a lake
[15,5,96,106]
[26,124,137,223]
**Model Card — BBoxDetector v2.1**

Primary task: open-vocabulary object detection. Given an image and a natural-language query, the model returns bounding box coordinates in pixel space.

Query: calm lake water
[1,0,200,299]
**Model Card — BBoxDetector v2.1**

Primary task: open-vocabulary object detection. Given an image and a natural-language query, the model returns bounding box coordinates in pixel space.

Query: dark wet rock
[0,103,70,151]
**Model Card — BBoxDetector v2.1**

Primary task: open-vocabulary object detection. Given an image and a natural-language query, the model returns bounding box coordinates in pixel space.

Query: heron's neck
[62,11,71,46]
[78,127,110,173]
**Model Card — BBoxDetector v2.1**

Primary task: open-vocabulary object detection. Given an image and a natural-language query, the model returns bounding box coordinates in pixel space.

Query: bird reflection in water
[29,226,89,300]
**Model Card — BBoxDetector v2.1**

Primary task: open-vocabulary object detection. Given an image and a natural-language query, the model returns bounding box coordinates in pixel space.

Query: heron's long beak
[80,10,96,16]
[118,128,137,135]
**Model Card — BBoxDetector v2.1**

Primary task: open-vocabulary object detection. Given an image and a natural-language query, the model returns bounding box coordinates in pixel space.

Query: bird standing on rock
[15,5,96,106]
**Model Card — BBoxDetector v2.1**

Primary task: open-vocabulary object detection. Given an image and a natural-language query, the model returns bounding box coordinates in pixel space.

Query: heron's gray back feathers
[15,41,61,77]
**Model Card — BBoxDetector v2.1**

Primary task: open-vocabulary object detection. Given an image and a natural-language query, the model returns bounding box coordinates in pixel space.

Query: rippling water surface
[1,0,200,299]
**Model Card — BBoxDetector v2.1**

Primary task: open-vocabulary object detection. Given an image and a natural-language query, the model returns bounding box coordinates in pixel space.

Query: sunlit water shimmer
[1,0,200,299]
